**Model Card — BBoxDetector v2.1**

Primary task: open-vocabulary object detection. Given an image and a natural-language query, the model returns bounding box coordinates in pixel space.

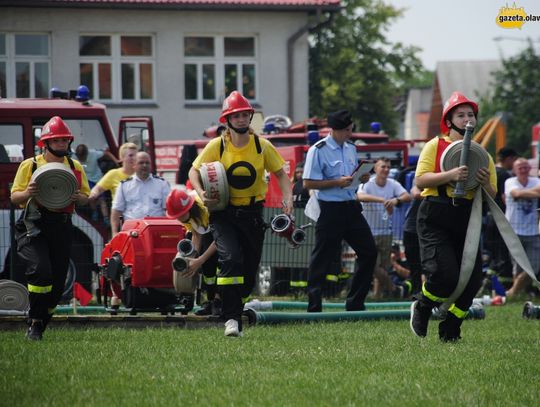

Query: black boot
[195,301,213,316]
[307,287,322,312]
[26,320,45,341]
[439,312,463,342]
[212,298,223,316]
[410,299,433,338]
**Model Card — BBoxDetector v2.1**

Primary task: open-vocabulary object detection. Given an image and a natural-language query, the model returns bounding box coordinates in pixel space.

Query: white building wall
[0,7,310,140]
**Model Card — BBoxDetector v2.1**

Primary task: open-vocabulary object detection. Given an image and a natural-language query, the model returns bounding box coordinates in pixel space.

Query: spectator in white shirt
[504,157,540,297]
[357,157,411,298]
[111,151,170,236]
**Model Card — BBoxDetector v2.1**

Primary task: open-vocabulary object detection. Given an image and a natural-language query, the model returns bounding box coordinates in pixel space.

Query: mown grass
[1,302,539,407]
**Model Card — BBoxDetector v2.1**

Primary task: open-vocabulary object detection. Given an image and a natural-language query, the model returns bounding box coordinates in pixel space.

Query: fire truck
[0,88,158,298]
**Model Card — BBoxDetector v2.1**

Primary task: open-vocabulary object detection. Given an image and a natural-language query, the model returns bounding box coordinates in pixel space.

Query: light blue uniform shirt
[112,174,171,220]
[303,135,358,202]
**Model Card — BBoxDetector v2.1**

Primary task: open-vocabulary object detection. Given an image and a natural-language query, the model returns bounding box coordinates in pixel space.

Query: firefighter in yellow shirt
[11,116,90,340]
[88,142,138,207]
[410,92,496,342]
[189,91,293,337]
[166,188,221,316]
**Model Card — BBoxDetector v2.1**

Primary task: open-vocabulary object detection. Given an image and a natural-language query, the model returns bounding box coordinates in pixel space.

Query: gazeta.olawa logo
[496,2,540,29]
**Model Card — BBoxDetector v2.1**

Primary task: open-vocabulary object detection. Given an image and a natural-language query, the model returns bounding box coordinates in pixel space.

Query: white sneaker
[224,319,242,337]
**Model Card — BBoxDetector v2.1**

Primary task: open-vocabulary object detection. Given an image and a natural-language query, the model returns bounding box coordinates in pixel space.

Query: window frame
[79,33,156,103]
[0,32,51,98]
[183,34,258,104]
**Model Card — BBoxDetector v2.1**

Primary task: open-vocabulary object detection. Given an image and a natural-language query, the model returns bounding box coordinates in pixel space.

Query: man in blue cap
[302,109,377,312]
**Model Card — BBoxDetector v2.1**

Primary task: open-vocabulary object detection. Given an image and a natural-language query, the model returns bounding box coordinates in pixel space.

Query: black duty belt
[227,202,264,217]
[39,208,72,223]
[425,195,473,207]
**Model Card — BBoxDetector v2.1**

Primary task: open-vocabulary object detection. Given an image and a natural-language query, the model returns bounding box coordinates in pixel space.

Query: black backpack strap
[220,136,225,159]
[220,133,261,158]
[67,157,75,170]
[31,157,37,173]
[254,134,262,154]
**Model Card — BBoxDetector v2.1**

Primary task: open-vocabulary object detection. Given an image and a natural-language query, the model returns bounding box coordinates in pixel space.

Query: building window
[184,35,257,103]
[79,34,155,102]
[0,33,50,98]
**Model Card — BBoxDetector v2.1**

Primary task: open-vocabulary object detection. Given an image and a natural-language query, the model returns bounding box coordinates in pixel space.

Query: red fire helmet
[37,116,74,148]
[219,91,254,124]
[440,92,478,135]
[166,188,195,219]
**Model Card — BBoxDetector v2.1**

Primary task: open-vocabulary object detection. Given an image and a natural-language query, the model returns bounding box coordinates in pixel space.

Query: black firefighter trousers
[210,205,265,328]
[15,214,73,321]
[417,200,483,313]
[307,200,377,312]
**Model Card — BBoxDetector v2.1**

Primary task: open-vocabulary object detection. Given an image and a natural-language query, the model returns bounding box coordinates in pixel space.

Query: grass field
[1,302,539,407]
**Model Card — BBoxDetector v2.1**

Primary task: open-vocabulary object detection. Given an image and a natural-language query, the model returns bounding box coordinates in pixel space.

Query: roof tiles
[0,0,341,10]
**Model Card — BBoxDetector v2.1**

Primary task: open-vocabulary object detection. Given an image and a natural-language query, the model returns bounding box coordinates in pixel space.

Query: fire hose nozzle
[453,121,475,198]
[172,254,189,273]
[291,228,306,245]
[173,239,199,273]
[177,239,198,257]
[270,213,309,248]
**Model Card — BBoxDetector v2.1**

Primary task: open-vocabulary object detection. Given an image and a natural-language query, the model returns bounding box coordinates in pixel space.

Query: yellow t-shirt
[415,135,497,199]
[182,195,210,234]
[96,167,131,200]
[11,154,90,207]
[192,133,285,206]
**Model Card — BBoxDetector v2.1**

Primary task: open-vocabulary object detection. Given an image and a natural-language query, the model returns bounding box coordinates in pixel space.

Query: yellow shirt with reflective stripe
[11,154,91,206]
[193,133,285,206]
[96,167,131,200]
[415,135,497,199]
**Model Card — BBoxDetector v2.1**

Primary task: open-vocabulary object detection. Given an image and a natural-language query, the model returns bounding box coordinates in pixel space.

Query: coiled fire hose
[439,139,538,311]
[30,162,78,209]
[0,279,29,312]
[200,161,229,211]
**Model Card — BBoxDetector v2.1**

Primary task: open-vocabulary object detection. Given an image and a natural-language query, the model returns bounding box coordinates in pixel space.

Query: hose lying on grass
[243,303,485,325]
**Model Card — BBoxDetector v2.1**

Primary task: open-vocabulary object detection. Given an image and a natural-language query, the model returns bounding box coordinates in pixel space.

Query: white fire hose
[439,140,538,311]
[0,279,29,312]
[200,161,229,211]
[31,162,78,209]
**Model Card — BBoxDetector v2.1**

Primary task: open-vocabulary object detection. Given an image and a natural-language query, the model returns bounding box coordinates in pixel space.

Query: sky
[384,0,540,70]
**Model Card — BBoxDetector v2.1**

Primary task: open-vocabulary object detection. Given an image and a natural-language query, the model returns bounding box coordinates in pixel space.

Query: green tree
[477,41,540,156]
[309,0,425,136]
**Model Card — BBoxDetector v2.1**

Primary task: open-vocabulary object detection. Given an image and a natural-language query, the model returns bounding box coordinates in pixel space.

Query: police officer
[189,91,293,337]
[410,92,496,342]
[303,109,377,312]
[11,116,90,340]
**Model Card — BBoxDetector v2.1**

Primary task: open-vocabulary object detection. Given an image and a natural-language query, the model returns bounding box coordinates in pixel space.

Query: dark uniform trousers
[484,212,513,287]
[403,230,422,294]
[199,232,219,300]
[15,211,73,321]
[210,204,265,326]
[417,199,483,313]
[307,200,377,312]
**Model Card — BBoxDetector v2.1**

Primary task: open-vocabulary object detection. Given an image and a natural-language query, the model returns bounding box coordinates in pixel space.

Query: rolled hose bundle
[439,139,489,191]
[0,279,30,311]
[30,162,78,209]
[200,161,229,211]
